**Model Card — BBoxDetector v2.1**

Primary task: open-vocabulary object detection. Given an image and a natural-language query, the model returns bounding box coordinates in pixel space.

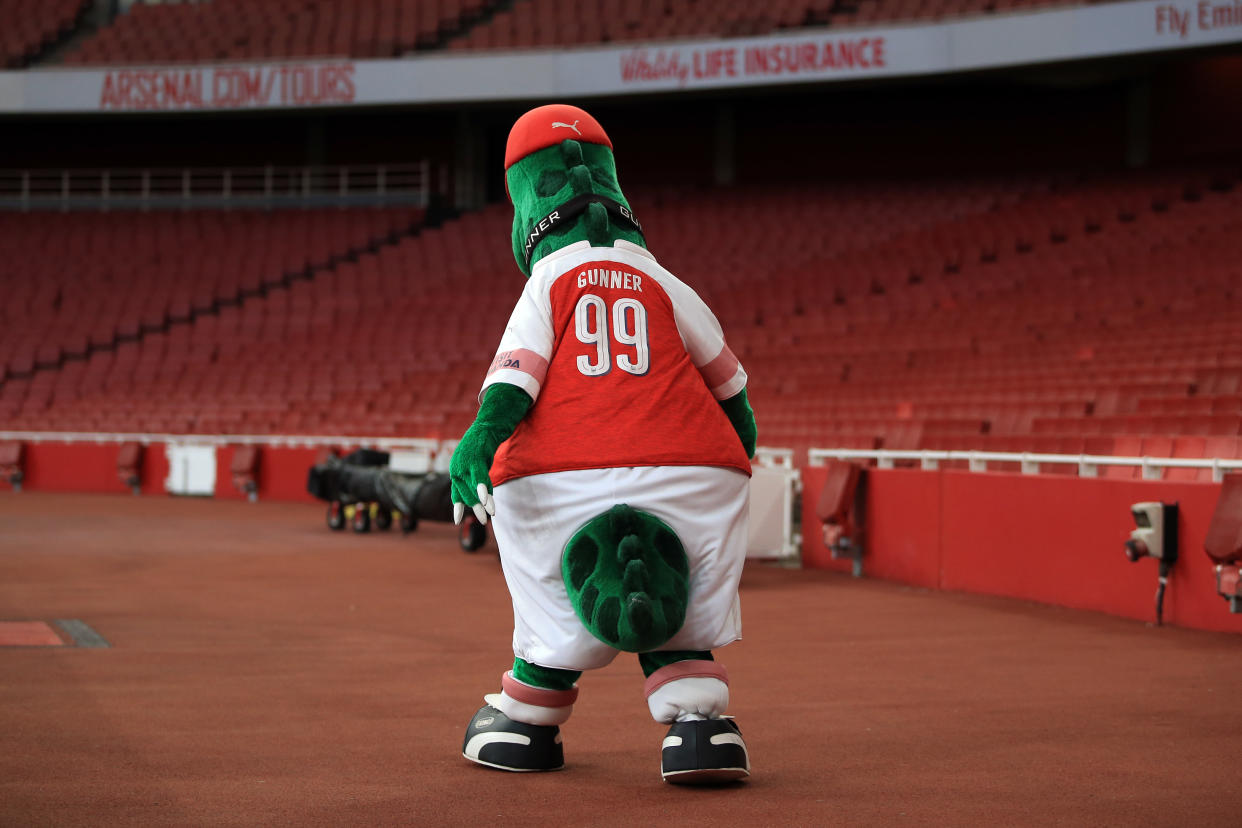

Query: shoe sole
[662,767,749,785]
[462,752,565,773]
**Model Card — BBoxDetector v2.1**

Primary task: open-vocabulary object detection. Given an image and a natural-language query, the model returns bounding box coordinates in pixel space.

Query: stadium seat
[1205,473,1242,610]
[230,445,261,501]
[0,441,25,490]
[814,459,865,563]
[1206,475,1242,566]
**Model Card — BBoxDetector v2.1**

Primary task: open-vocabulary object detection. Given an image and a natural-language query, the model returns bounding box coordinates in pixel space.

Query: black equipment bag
[306,456,454,523]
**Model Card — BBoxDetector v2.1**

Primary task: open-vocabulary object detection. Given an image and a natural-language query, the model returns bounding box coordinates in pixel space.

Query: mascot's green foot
[562,504,690,653]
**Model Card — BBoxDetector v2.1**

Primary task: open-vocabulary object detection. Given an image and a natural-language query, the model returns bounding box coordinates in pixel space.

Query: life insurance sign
[96,61,356,111]
[615,31,915,90]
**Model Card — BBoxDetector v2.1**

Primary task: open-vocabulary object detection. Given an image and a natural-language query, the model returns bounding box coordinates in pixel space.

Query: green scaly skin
[507,139,645,277]
[508,651,711,693]
[512,658,580,691]
[449,129,757,688]
[720,388,757,459]
[639,650,713,678]
[448,383,531,514]
[563,504,689,653]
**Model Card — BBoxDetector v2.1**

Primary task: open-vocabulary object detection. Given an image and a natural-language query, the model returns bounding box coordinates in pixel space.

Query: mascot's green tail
[562,504,690,653]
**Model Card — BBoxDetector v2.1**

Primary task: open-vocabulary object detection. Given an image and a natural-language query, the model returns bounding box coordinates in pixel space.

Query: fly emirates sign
[1154,0,1242,38]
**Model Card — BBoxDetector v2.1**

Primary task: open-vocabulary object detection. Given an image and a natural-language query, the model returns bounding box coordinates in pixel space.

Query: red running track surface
[1,492,1239,826]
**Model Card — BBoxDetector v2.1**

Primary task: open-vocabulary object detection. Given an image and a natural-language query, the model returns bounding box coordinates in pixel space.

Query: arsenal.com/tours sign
[1,0,1240,114]
[97,62,358,110]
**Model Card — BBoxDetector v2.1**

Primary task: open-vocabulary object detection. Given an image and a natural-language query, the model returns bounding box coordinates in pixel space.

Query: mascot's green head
[504,104,646,277]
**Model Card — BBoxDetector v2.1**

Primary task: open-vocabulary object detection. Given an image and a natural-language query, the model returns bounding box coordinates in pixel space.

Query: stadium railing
[0,429,439,452]
[4,429,1238,482]
[0,162,433,211]
[808,447,1242,482]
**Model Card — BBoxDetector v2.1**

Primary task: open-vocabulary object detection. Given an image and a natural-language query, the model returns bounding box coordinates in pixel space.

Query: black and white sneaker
[660,718,750,785]
[462,705,564,772]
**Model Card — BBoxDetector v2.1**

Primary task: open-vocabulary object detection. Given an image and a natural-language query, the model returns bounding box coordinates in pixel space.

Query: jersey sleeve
[663,277,748,401]
[479,277,555,403]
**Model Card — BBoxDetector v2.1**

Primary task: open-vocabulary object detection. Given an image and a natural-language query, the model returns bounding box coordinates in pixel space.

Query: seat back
[1205,474,1242,565]
[815,460,863,531]
[0,441,23,470]
[230,445,259,476]
[116,442,143,470]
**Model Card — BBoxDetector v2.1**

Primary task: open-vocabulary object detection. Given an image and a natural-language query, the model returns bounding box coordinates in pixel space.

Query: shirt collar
[614,239,656,261]
[533,238,655,272]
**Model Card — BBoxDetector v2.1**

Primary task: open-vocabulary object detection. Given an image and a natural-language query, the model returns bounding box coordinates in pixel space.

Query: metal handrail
[808,447,1242,482]
[4,432,1235,482]
[0,162,432,210]
[754,447,795,469]
[0,430,441,452]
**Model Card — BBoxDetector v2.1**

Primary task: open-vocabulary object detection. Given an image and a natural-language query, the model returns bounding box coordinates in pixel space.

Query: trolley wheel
[459,515,488,552]
[352,503,372,533]
[327,501,346,531]
[399,513,419,534]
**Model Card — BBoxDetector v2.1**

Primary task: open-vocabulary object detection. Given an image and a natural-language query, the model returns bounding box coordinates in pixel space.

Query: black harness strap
[522,194,644,268]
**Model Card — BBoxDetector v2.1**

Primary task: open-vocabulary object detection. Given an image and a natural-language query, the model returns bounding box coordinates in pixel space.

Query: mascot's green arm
[719,388,757,459]
[449,382,532,524]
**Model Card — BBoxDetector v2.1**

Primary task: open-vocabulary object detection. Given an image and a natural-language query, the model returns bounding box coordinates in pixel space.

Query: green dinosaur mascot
[452,103,757,784]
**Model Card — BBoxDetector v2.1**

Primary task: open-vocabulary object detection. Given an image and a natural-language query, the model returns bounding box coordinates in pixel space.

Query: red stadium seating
[58,0,1120,65]
[64,0,495,64]
[0,0,89,68]
[447,0,1115,52]
[1,164,1241,477]
[0,206,429,436]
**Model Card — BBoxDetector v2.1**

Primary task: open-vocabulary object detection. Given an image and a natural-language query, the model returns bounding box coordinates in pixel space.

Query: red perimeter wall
[800,467,1242,634]
[8,443,1240,634]
[8,441,320,503]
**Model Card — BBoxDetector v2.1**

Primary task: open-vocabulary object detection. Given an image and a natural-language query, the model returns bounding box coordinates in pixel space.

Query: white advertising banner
[1,0,1239,114]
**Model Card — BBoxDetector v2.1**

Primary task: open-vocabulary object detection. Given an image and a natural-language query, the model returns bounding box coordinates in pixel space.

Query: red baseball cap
[504,104,613,170]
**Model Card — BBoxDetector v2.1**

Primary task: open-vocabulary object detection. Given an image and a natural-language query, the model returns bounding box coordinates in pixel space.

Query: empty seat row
[58,0,1107,65]
[64,0,491,64]
[0,0,88,68]
[2,166,1240,473]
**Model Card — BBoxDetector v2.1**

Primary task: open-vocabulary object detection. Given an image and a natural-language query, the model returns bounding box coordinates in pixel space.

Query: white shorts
[491,465,750,672]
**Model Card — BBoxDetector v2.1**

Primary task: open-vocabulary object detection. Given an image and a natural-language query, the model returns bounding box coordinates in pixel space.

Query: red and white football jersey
[481,240,750,486]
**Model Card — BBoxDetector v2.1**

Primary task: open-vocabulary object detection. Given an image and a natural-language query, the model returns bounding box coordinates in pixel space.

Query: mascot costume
[450,104,757,785]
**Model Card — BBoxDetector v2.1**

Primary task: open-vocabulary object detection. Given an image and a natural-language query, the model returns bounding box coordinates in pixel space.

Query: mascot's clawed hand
[454,104,756,785]
[449,384,532,525]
